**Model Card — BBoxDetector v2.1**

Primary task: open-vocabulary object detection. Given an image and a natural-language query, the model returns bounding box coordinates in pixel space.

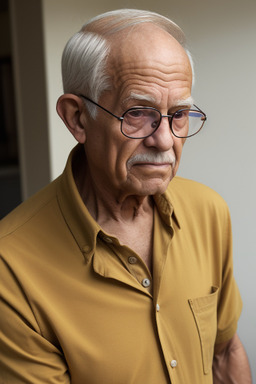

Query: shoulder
[168,176,228,204]
[166,176,230,221]
[0,177,60,240]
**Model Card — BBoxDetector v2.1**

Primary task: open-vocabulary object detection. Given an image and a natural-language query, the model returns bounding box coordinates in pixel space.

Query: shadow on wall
[0,168,21,219]
[0,2,22,219]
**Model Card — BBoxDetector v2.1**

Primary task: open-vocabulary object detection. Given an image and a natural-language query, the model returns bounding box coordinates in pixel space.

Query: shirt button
[128,256,137,264]
[156,304,160,312]
[104,237,113,243]
[142,278,151,288]
[170,360,177,368]
[82,245,91,253]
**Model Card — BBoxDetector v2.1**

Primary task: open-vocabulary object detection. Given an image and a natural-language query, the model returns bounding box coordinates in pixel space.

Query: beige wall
[12,0,256,379]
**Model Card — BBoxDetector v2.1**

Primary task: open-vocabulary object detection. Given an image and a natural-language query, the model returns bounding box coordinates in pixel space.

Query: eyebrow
[174,96,194,108]
[122,93,194,108]
[122,92,157,105]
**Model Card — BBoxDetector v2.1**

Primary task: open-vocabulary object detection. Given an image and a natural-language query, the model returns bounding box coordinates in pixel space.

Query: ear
[56,94,87,143]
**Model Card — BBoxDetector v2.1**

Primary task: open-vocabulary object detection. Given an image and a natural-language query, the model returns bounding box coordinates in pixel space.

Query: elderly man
[0,9,252,384]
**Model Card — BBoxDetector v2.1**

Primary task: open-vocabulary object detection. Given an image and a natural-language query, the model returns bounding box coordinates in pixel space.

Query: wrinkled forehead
[106,23,192,97]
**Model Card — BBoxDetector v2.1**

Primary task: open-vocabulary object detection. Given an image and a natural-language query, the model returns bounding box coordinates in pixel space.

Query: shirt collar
[153,191,181,230]
[56,145,101,263]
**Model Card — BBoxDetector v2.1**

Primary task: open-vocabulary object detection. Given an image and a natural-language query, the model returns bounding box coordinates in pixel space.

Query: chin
[139,178,172,196]
[125,169,175,196]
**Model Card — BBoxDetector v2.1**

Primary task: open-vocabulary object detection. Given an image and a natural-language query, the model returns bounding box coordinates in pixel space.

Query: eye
[173,110,189,120]
[126,109,145,118]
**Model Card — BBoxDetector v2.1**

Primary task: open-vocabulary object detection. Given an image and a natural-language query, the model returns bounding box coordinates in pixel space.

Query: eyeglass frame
[78,94,207,139]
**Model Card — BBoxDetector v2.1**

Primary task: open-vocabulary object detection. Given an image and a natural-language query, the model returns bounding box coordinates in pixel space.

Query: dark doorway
[0,0,22,219]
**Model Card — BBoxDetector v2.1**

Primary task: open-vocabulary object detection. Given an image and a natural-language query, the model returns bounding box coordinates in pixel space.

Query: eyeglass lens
[122,108,205,138]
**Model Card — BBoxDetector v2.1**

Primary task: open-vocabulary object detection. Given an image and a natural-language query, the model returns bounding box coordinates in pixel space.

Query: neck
[72,148,153,225]
[82,176,153,226]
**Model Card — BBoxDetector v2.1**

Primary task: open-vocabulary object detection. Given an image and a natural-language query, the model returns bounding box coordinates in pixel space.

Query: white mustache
[127,153,176,169]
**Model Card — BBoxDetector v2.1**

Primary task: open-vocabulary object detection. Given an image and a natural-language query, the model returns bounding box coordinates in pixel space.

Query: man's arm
[0,256,70,384]
[213,333,252,384]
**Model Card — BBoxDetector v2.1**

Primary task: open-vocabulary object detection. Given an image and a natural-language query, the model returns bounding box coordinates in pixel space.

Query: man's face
[82,24,193,201]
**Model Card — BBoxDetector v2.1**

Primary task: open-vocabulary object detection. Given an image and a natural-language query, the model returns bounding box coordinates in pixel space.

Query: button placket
[124,251,152,292]
[99,234,153,294]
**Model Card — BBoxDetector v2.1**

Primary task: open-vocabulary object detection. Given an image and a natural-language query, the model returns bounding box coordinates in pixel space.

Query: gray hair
[61,9,194,117]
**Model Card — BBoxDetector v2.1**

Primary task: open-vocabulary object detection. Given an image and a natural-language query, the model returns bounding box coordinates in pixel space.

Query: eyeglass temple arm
[79,95,123,121]
[193,104,207,120]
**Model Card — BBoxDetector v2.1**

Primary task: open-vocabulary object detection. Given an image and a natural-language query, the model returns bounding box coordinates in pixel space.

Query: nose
[143,116,174,151]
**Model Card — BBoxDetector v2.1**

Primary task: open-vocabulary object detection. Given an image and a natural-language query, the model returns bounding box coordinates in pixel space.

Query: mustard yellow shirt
[0,145,242,384]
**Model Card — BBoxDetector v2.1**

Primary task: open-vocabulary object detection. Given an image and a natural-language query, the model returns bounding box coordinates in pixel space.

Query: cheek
[172,139,185,175]
[97,136,140,179]
[115,142,141,174]
[174,138,185,159]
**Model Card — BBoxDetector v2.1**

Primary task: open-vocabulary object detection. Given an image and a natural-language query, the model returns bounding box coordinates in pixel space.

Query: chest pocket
[189,286,219,374]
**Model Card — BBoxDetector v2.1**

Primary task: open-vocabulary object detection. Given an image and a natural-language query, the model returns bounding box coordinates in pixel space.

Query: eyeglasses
[79,95,207,139]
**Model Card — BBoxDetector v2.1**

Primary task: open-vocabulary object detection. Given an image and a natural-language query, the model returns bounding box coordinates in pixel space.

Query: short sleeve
[215,205,243,344]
